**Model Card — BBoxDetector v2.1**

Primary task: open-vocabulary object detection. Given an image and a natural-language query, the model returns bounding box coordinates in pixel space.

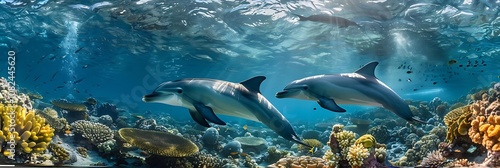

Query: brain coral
[0,104,54,157]
[444,105,473,142]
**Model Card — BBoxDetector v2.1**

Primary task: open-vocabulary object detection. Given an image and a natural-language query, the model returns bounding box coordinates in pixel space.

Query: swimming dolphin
[275,61,426,123]
[143,76,312,147]
[293,14,359,28]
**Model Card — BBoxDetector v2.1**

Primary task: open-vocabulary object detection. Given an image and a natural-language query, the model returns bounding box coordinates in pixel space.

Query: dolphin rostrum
[276,61,426,123]
[143,76,312,147]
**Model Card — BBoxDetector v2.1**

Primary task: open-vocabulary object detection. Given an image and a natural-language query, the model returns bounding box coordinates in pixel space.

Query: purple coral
[419,150,446,168]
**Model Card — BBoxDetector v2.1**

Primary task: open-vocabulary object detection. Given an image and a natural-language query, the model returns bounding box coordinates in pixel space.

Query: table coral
[0,104,54,157]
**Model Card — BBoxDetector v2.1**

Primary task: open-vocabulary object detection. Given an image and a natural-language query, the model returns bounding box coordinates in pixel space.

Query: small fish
[308,147,318,154]
[413,89,418,91]
[49,55,57,60]
[243,125,248,131]
[473,65,477,67]
[75,89,80,93]
[448,59,457,65]
[406,70,412,74]
[38,54,48,63]
[398,79,402,82]
[82,65,88,68]
[64,128,74,136]
[50,71,59,81]
[483,64,487,66]
[466,65,470,67]
[407,78,412,82]
[230,151,239,155]
[433,82,437,85]
[33,75,41,81]
[313,108,317,110]
[459,65,463,67]
[74,78,84,84]
[75,47,84,53]
[56,86,64,88]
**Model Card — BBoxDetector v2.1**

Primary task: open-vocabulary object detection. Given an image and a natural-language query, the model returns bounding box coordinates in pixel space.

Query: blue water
[1,0,500,166]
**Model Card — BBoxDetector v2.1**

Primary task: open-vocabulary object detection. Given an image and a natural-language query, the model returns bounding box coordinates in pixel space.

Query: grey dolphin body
[143,76,311,147]
[294,14,359,28]
[276,62,425,123]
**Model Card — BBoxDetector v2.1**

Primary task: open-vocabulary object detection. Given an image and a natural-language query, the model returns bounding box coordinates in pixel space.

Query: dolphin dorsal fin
[240,76,266,93]
[354,61,379,78]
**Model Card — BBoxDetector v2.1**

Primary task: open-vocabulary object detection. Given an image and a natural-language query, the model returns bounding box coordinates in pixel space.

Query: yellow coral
[355,134,376,149]
[347,143,369,168]
[468,98,500,151]
[444,105,472,142]
[0,104,54,156]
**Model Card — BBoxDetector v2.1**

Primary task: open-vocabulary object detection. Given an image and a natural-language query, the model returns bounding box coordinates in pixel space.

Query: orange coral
[468,98,500,151]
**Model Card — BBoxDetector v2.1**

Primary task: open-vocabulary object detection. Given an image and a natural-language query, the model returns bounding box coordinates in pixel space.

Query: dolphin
[275,61,426,123]
[143,76,312,147]
[293,14,360,28]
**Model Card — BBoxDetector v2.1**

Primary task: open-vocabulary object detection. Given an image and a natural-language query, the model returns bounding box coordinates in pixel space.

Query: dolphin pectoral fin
[193,103,227,125]
[189,109,210,127]
[317,97,346,112]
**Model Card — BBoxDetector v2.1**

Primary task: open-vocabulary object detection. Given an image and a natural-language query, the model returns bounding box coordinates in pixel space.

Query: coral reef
[201,127,219,147]
[36,107,69,133]
[0,78,33,110]
[119,128,199,157]
[265,146,289,164]
[145,152,223,168]
[222,141,242,158]
[234,136,267,154]
[367,125,389,143]
[96,103,119,121]
[444,105,473,142]
[97,115,113,127]
[418,150,446,168]
[71,120,114,146]
[48,143,70,164]
[76,147,88,158]
[347,143,369,168]
[297,139,323,154]
[0,104,54,157]
[51,100,88,123]
[469,100,500,152]
[394,126,446,166]
[268,156,328,168]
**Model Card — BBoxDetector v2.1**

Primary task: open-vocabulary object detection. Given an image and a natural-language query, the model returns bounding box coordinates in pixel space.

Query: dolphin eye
[303,86,308,90]
[177,89,183,93]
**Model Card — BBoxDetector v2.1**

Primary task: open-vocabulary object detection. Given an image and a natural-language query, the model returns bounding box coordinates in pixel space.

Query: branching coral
[0,104,54,157]
[347,143,369,168]
[268,156,329,168]
[419,150,446,168]
[48,143,70,163]
[71,120,114,146]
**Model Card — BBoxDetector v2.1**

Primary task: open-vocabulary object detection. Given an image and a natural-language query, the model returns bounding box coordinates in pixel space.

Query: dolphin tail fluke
[292,14,308,21]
